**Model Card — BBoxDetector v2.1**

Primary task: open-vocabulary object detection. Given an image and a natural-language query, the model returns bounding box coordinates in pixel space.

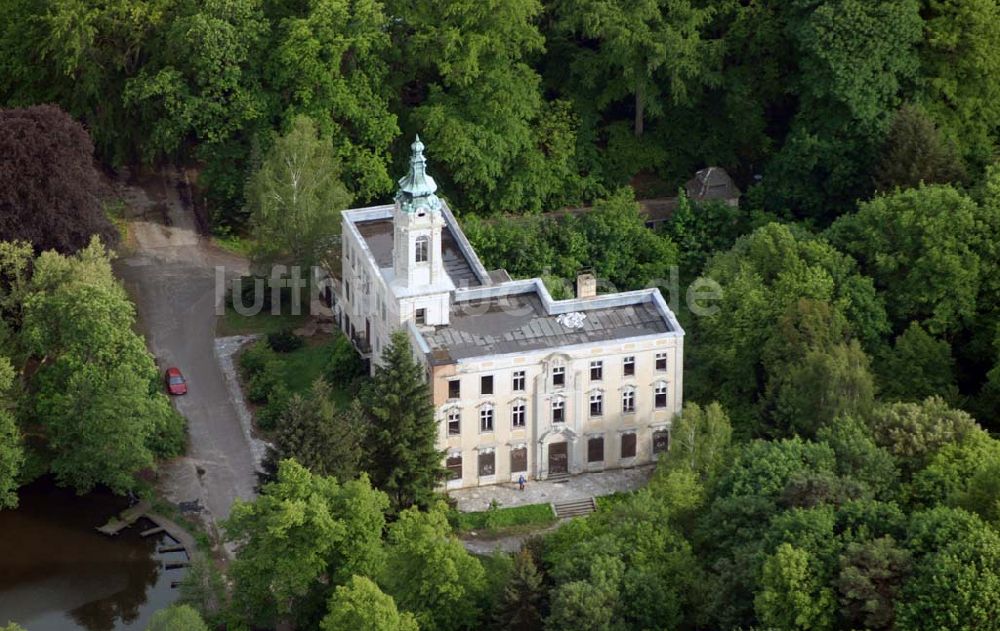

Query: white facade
[333,137,684,488]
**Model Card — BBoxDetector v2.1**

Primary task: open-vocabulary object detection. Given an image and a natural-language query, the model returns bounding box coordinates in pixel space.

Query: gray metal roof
[424,290,671,361]
[354,218,483,288]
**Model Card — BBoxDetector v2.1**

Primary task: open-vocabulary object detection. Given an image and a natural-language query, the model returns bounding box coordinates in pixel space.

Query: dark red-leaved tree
[0,105,117,253]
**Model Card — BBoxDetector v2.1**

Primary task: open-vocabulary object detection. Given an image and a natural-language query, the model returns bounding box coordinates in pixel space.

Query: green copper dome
[395,135,442,214]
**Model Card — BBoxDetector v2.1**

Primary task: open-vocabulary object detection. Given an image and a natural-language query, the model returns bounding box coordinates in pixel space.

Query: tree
[664,402,732,483]
[877,322,957,403]
[916,0,1000,170]
[875,105,966,190]
[690,223,887,430]
[225,460,389,627]
[380,505,486,631]
[0,105,117,253]
[816,416,898,499]
[123,0,269,159]
[0,356,22,509]
[146,604,209,631]
[770,341,876,438]
[867,397,980,473]
[492,548,544,630]
[555,0,722,138]
[321,576,419,631]
[828,184,989,335]
[268,379,363,482]
[267,0,399,200]
[361,329,443,511]
[835,537,912,630]
[897,512,1000,631]
[246,115,352,266]
[389,0,582,213]
[22,239,184,493]
[755,543,836,631]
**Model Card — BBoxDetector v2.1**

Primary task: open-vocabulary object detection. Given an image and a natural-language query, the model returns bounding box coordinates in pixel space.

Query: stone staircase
[553,497,597,518]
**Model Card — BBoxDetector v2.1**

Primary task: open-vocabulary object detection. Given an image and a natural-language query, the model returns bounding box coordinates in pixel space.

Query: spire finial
[395,133,440,213]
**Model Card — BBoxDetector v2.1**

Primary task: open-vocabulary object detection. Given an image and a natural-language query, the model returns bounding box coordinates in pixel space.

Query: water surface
[0,478,185,630]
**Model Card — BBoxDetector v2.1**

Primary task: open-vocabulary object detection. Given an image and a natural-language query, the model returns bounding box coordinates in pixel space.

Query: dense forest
[2,0,1000,630]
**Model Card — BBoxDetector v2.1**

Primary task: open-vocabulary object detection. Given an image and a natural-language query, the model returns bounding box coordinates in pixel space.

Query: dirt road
[114,168,257,536]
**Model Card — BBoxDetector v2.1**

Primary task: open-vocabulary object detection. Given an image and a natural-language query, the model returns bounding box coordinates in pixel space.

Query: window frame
[590,391,604,417]
[655,352,667,372]
[480,405,494,433]
[481,375,494,396]
[447,409,461,436]
[512,370,526,392]
[415,308,426,326]
[621,432,637,459]
[623,355,636,377]
[587,436,604,463]
[552,365,566,388]
[415,235,429,263]
[590,360,603,381]
[448,379,461,399]
[552,398,565,423]
[446,455,463,480]
[655,382,668,409]
[478,451,496,476]
[622,387,636,414]
[511,401,526,428]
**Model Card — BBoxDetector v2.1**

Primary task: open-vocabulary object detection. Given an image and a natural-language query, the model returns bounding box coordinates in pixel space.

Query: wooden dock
[95,500,152,536]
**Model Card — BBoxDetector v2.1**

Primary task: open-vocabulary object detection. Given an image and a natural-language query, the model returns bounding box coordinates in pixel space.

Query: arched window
[622,387,636,414]
[654,382,668,409]
[415,236,429,263]
[479,404,494,433]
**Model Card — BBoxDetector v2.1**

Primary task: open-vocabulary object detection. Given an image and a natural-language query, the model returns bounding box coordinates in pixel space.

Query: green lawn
[217,305,309,337]
[452,503,556,534]
[277,336,353,407]
[212,233,255,257]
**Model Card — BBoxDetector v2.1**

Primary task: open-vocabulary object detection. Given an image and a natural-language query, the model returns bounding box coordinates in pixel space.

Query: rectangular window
[621,433,637,459]
[512,370,526,391]
[511,447,527,473]
[512,403,526,428]
[415,237,429,263]
[622,389,636,413]
[448,409,461,436]
[623,356,635,376]
[656,352,667,372]
[552,366,565,387]
[448,379,460,399]
[588,436,604,463]
[415,308,426,325]
[446,455,462,480]
[478,451,495,476]
[655,383,668,409]
[344,279,351,302]
[552,399,564,423]
[590,392,603,417]
[480,407,494,432]
[481,375,494,396]
[590,361,603,381]
[653,430,670,455]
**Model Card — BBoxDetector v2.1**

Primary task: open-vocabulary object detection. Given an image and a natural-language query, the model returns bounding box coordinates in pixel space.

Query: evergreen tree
[362,329,443,510]
[492,548,545,630]
[268,379,363,482]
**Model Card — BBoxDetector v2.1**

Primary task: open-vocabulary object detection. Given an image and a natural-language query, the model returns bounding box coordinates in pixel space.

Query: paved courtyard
[450,465,655,512]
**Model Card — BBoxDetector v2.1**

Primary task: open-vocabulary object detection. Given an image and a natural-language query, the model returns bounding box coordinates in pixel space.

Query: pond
[0,478,186,630]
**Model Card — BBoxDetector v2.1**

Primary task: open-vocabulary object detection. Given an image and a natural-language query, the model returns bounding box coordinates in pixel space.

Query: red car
[165,367,188,395]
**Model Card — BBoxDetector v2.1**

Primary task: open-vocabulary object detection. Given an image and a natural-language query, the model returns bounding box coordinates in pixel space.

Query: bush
[239,340,276,379]
[267,329,304,353]
[325,333,364,386]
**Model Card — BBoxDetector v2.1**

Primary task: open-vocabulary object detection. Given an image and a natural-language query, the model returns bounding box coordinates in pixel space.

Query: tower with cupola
[390,136,454,326]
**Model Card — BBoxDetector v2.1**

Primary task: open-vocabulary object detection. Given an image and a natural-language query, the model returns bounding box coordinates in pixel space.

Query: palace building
[330,136,684,488]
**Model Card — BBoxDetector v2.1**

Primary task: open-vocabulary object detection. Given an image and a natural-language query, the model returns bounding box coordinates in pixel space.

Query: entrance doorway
[548,442,568,475]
